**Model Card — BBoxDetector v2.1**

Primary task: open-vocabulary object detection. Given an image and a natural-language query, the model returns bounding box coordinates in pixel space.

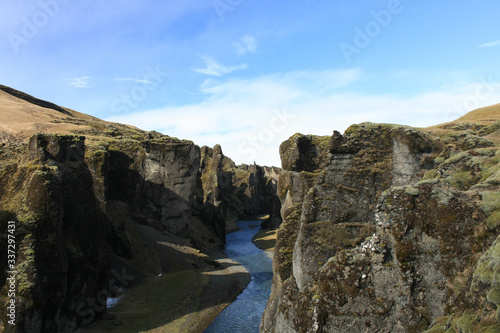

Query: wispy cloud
[192,56,247,76]
[69,76,91,88]
[235,35,258,55]
[115,77,155,84]
[480,40,500,48]
[107,70,500,167]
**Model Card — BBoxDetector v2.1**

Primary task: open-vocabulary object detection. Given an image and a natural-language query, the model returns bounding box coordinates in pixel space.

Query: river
[204,220,273,333]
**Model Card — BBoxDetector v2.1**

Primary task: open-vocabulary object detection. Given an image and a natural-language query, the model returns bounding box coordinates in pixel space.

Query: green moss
[404,186,420,196]
[418,178,440,185]
[427,237,500,332]
[311,135,331,149]
[307,222,374,263]
[434,187,454,206]
[303,171,320,179]
[309,222,352,247]
[435,156,445,164]
[479,121,500,136]
[221,192,244,217]
[456,313,476,333]
[423,169,440,180]
[447,171,476,190]
[281,133,331,172]
[16,234,36,297]
[444,151,470,164]
[485,153,500,166]
[472,237,500,296]
[107,138,143,156]
[481,192,500,215]
[344,124,362,136]
[276,203,303,280]
[86,142,109,157]
[485,324,500,333]
[486,211,500,230]
[487,287,500,307]
[475,148,498,156]
[460,134,495,150]
[428,310,500,333]
[395,241,415,265]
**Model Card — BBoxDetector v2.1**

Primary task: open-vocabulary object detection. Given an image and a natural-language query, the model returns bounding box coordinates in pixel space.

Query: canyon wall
[261,122,500,332]
[0,128,279,331]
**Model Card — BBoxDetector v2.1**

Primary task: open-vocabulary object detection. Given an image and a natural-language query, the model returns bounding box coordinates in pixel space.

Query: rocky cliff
[262,110,500,332]
[0,132,226,332]
[199,145,282,232]
[0,86,279,332]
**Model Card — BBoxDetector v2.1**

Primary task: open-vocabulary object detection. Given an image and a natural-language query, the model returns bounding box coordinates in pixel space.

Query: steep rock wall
[0,133,226,332]
[0,130,283,332]
[200,146,282,231]
[0,135,112,332]
[262,122,500,332]
[237,163,281,228]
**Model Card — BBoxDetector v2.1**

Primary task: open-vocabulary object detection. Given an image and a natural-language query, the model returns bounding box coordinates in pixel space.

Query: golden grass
[423,103,500,147]
[0,87,141,143]
[253,229,278,253]
[455,103,500,124]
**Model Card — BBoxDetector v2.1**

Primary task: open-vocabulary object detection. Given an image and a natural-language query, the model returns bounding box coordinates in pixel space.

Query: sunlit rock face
[261,122,500,333]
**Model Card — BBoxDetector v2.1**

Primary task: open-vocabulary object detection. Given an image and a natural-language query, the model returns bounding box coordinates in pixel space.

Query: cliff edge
[262,113,500,332]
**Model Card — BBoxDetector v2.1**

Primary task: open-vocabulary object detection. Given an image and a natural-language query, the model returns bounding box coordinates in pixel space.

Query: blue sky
[1,0,500,166]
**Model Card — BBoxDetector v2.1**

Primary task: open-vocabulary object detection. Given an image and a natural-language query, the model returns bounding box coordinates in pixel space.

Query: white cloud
[235,35,258,55]
[115,77,155,84]
[192,56,247,76]
[107,70,500,167]
[480,40,500,48]
[69,76,91,88]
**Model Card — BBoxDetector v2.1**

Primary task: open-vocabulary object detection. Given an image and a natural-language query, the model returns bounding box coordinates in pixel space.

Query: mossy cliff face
[198,145,282,234]
[235,163,281,228]
[0,135,111,332]
[262,122,500,332]
[0,128,281,332]
[0,133,232,332]
[104,135,220,247]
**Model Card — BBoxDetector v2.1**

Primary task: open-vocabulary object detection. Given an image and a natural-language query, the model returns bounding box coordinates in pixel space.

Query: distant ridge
[0,84,72,116]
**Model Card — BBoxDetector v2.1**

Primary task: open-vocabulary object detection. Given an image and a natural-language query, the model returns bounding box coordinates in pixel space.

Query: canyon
[0,85,280,332]
[0,85,499,332]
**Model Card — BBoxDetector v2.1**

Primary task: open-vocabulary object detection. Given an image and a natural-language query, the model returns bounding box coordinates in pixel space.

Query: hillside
[455,103,500,124]
[426,103,500,147]
[0,84,144,143]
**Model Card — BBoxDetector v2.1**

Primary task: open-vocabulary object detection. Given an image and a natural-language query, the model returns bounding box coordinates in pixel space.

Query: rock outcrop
[233,163,281,229]
[262,122,500,332]
[199,146,282,233]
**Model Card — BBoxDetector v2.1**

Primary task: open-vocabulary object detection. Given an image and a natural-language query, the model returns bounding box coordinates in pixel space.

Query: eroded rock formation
[262,121,500,332]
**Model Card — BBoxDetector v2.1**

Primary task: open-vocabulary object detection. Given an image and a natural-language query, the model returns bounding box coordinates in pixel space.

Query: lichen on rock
[262,120,500,333]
